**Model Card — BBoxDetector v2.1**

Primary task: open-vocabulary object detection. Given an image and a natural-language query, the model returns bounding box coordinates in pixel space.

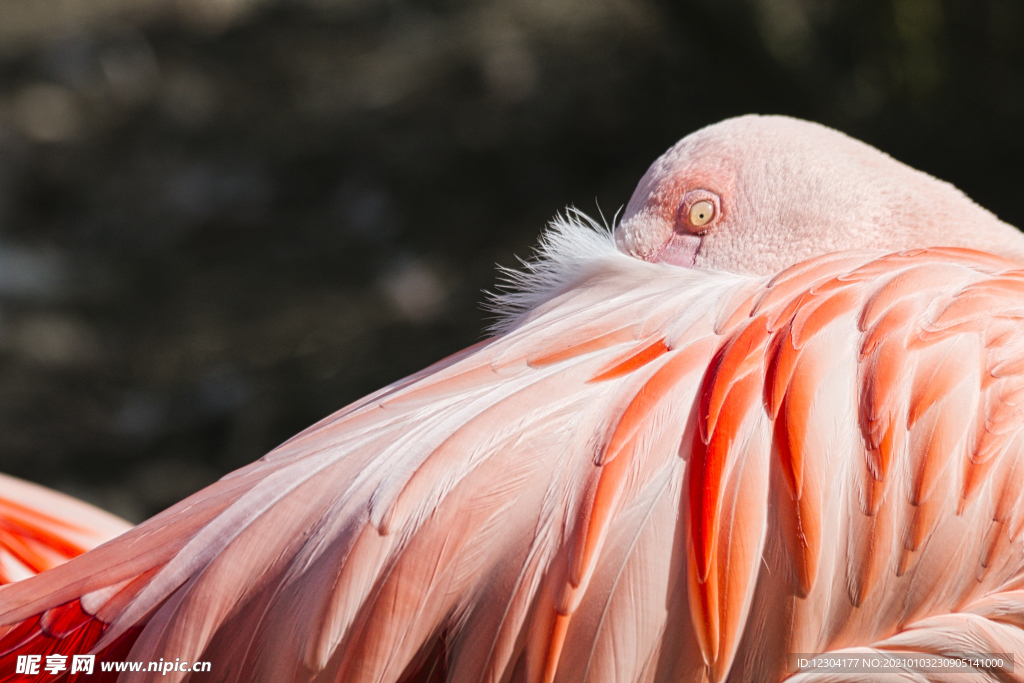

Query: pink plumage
[0,474,130,584]
[2,115,1024,682]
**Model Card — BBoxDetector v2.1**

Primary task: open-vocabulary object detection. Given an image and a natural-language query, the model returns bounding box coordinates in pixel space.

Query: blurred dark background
[0,0,1020,522]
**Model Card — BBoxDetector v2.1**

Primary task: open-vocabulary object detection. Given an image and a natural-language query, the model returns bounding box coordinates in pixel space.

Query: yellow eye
[689,200,715,227]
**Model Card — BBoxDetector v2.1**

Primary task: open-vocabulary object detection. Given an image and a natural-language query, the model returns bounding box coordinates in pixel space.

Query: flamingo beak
[614,214,702,267]
[652,231,702,267]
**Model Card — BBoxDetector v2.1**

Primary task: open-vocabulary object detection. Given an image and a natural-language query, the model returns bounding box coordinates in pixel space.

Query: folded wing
[2,244,1024,683]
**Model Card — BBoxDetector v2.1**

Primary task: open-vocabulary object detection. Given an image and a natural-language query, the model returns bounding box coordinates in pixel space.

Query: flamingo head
[614,115,1024,275]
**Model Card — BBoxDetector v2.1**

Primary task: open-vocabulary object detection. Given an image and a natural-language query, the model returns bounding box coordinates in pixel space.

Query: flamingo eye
[677,190,721,234]
[688,201,714,227]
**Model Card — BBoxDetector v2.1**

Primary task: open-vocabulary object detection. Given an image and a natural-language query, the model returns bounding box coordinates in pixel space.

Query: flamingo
[2,114,1024,682]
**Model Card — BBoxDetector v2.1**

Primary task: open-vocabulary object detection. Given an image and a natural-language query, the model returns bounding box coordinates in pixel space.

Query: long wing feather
[0,474,131,584]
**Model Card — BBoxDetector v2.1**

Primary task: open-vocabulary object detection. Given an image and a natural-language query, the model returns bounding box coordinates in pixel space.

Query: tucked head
[615,115,1024,275]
